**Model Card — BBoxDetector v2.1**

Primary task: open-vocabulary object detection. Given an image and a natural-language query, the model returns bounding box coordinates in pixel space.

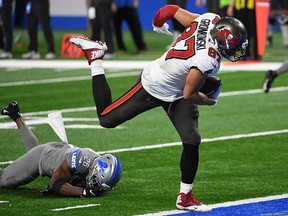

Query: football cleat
[1,100,21,121]
[70,36,108,65]
[176,191,212,212]
[263,70,278,93]
[21,51,40,59]
[279,15,288,25]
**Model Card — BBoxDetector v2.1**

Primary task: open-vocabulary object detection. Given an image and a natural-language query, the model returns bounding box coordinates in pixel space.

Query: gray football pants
[0,125,44,188]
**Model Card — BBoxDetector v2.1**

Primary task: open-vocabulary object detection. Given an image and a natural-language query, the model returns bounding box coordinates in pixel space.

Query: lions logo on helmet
[86,154,122,191]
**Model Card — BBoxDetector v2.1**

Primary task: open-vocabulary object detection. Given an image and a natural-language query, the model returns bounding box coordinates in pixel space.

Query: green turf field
[0,31,288,215]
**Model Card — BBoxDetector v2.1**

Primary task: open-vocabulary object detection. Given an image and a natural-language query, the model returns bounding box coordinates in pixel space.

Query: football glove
[40,185,54,196]
[209,82,223,100]
[82,186,102,198]
[152,23,173,36]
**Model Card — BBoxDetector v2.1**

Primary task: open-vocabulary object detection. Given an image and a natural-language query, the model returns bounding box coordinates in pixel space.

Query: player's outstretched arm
[152,4,200,29]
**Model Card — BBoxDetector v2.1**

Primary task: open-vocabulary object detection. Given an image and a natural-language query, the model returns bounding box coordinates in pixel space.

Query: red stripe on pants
[101,81,143,115]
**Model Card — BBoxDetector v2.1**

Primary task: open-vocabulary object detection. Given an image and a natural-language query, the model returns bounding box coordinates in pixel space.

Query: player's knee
[182,129,201,146]
[189,104,199,119]
[99,115,124,128]
[99,120,117,128]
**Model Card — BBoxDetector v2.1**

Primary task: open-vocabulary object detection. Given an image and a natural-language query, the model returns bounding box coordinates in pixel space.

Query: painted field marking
[51,203,100,211]
[0,128,287,165]
[98,128,288,154]
[0,60,282,71]
[0,60,284,87]
[0,201,9,204]
[0,71,141,87]
[0,85,287,164]
[134,194,288,216]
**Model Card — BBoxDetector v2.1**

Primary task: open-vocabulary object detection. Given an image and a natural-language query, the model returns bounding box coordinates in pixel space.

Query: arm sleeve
[152,4,180,27]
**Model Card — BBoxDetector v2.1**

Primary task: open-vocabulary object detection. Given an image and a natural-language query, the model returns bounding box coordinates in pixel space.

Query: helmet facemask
[219,38,248,62]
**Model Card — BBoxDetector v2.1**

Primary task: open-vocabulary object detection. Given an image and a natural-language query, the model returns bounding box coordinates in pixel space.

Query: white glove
[152,23,173,36]
[88,7,96,19]
[209,83,223,100]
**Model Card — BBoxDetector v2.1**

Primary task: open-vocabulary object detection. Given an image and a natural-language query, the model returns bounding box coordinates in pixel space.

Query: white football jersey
[142,13,222,102]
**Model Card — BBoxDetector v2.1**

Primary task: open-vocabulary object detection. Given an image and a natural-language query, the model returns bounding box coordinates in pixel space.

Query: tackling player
[70,4,248,211]
[0,100,122,197]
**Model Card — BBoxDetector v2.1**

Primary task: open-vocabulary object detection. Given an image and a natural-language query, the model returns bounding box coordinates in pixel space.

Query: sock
[280,24,288,46]
[91,60,104,77]
[179,182,193,194]
[275,60,288,75]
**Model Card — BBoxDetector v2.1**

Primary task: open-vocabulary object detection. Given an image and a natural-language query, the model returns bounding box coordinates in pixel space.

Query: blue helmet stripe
[107,156,122,188]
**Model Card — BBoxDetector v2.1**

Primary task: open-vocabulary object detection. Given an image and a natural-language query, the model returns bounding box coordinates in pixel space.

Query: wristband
[152,5,180,27]
[51,179,66,194]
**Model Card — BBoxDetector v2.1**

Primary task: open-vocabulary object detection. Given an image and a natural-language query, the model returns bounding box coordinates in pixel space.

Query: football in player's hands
[200,76,223,99]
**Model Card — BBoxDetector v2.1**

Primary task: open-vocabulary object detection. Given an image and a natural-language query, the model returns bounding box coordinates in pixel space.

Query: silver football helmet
[86,154,122,190]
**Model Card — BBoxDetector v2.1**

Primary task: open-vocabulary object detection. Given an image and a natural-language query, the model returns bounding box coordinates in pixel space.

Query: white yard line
[0,128,287,165]
[98,129,288,155]
[51,203,100,211]
[0,60,285,88]
[0,60,151,69]
[0,86,287,164]
[0,71,141,87]
[0,60,283,71]
[134,194,288,216]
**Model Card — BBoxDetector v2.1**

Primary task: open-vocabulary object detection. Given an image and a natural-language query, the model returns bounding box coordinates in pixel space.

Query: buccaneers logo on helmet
[211,16,248,62]
[216,28,240,50]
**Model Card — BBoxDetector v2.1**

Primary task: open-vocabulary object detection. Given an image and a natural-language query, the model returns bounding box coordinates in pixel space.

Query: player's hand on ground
[40,185,54,196]
[82,186,101,198]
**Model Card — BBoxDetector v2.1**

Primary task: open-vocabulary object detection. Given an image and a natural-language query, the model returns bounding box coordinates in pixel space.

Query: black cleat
[1,100,21,121]
[263,70,278,93]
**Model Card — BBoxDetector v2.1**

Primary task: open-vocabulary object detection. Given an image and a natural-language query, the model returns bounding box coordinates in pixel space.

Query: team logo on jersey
[71,152,78,169]
[216,29,240,49]
[70,149,81,172]
[97,160,109,173]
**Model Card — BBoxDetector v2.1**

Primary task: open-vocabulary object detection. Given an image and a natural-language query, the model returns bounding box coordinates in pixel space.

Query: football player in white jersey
[70,4,248,212]
[0,100,122,198]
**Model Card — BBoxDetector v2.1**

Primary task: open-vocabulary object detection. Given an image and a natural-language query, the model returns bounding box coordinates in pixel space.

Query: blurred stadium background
[0,0,288,215]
